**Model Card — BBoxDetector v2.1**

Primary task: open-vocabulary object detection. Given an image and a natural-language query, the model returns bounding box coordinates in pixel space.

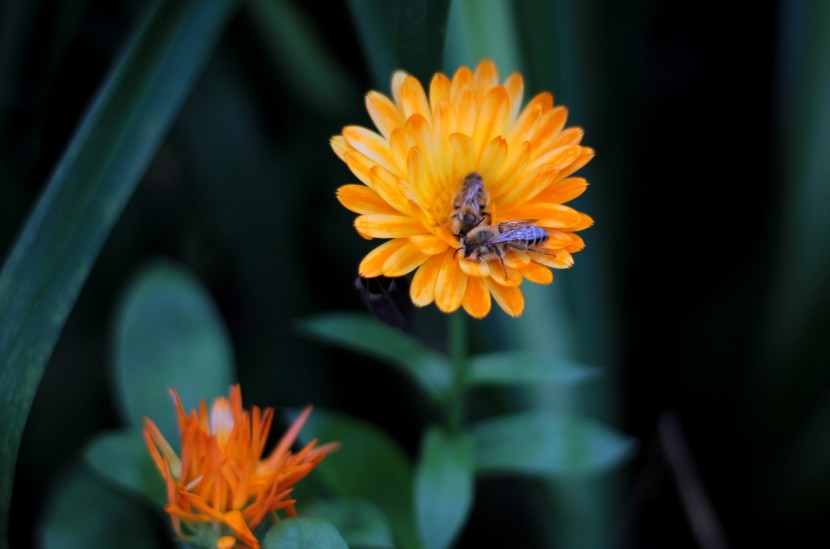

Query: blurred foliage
[1,0,829,548]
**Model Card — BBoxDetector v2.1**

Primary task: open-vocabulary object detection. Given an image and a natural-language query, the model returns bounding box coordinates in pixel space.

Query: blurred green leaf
[302,499,394,548]
[0,1,236,540]
[467,350,599,387]
[263,518,348,549]
[470,410,634,477]
[297,312,451,402]
[347,0,451,86]
[83,428,165,506]
[38,464,159,549]
[442,0,522,74]
[112,260,235,442]
[246,0,357,116]
[295,409,421,549]
[414,427,473,549]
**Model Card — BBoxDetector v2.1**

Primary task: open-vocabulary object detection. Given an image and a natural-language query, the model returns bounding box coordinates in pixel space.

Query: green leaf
[38,464,160,549]
[302,499,394,548]
[83,428,166,506]
[296,312,451,402]
[263,518,348,549]
[414,428,474,549]
[0,1,236,541]
[442,0,522,74]
[470,410,634,476]
[347,0,452,86]
[112,260,235,442]
[467,350,599,387]
[295,409,421,549]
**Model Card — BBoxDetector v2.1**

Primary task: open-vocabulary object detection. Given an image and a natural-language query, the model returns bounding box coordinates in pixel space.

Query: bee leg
[529,247,557,257]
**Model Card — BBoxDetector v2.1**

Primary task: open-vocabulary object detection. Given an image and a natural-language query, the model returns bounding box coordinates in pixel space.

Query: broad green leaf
[296,312,451,402]
[113,260,235,442]
[295,409,421,549]
[467,350,599,387]
[0,1,236,540]
[38,464,159,549]
[414,428,474,549]
[470,410,634,476]
[347,0,452,86]
[442,0,522,74]
[263,518,348,549]
[83,428,165,506]
[302,499,394,548]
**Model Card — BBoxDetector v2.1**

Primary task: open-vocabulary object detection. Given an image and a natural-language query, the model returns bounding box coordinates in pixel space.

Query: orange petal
[369,166,413,214]
[489,141,529,198]
[560,147,595,178]
[530,249,575,269]
[503,72,525,124]
[409,234,449,254]
[343,126,398,175]
[529,106,568,160]
[217,537,236,549]
[366,91,404,139]
[462,276,491,318]
[566,233,586,252]
[410,253,445,306]
[401,75,432,124]
[450,65,475,104]
[359,239,409,276]
[330,135,349,161]
[458,257,490,277]
[484,278,525,317]
[223,510,259,549]
[383,243,431,276]
[498,203,582,229]
[389,128,410,173]
[527,143,582,173]
[533,177,588,205]
[435,251,468,313]
[478,136,508,183]
[355,214,424,239]
[455,87,478,137]
[391,70,408,108]
[474,86,510,152]
[474,59,499,96]
[336,185,397,215]
[487,261,523,287]
[572,212,594,231]
[429,72,451,110]
[521,262,553,284]
[552,127,584,148]
[449,133,477,178]
[496,166,560,208]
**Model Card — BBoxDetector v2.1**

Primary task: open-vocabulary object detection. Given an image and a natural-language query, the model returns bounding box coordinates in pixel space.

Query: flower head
[143,385,337,549]
[333,59,593,317]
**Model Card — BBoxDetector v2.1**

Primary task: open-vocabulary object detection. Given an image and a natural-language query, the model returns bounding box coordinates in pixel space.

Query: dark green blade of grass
[0,1,236,544]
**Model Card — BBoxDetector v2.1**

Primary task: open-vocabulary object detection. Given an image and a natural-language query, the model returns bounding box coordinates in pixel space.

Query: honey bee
[458,220,555,278]
[451,172,489,236]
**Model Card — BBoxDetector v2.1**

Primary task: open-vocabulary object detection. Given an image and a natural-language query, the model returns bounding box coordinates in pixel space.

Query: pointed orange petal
[498,203,582,229]
[572,212,594,231]
[366,91,404,139]
[401,75,432,124]
[410,252,445,306]
[435,251,468,313]
[359,239,409,277]
[343,126,399,176]
[336,184,397,215]
[391,70,408,108]
[217,536,236,549]
[521,262,554,284]
[474,86,510,152]
[383,242,431,277]
[449,133,477,180]
[455,87,478,137]
[429,72,451,110]
[484,278,525,317]
[530,249,574,269]
[474,59,499,95]
[566,233,586,252]
[458,257,490,277]
[355,214,425,239]
[533,177,588,205]
[560,147,595,178]
[529,106,568,160]
[462,276,491,318]
[330,135,349,161]
[450,66,475,104]
[477,137,508,183]
[223,510,259,549]
[369,166,413,214]
[527,143,582,173]
[495,166,560,208]
[552,126,584,148]
[503,72,525,124]
[409,235,449,254]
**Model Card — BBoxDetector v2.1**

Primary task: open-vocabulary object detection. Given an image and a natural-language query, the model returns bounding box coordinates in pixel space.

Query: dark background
[3,0,828,547]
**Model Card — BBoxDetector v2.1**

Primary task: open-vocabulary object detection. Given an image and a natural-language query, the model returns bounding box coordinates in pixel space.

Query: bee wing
[497,219,538,230]
[489,225,546,244]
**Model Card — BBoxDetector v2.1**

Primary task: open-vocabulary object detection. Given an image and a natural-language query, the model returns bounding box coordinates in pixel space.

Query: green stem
[448,310,468,431]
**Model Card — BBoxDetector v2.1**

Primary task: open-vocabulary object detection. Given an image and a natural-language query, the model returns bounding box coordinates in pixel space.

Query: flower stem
[448,310,468,431]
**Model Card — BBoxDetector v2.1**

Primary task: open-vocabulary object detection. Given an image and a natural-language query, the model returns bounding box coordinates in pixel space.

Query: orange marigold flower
[332,59,594,318]
[143,385,338,549]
